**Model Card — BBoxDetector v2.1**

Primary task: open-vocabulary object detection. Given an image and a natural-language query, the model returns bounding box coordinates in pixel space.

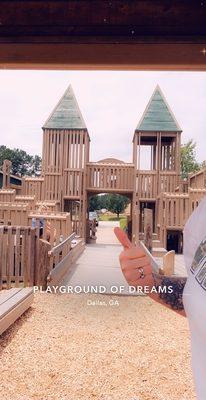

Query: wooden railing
[35,200,59,212]
[0,202,72,247]
[86,162,134,192]
[28,211,72,246]
[189,168,206,189]
[163,193,189,229]
[159,171,178,193]
[0,226,85,291]
[136,170,178,199]
[0,189,16,202]
[63,169,83,198]
[0,226,38,289]
[22,177,44,201]
[0,203,29,225]
[15,195,36,210]
[189,188,206,212]
[157,193,189,247]
[47,233,85,286]
[136,170,157,199]
[48,232,76,263]
[175,180,189,193]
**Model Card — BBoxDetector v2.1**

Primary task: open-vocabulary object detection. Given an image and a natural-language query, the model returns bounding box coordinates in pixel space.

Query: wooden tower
[42,85,90,236]
[133,85,182,236]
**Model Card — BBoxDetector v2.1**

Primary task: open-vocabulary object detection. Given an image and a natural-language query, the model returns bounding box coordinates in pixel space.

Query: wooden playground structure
[0,83,206,334]
[1,84,206,253]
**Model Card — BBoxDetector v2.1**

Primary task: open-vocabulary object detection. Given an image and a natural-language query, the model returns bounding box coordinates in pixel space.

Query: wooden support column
[153,143,157,169]
[144,208,153,253]
[133,133,138,168]
[132,195,139,245]
[176,132,181,184]
[81,133,90,239]
[3,160,11,189]
[157,132,161,193]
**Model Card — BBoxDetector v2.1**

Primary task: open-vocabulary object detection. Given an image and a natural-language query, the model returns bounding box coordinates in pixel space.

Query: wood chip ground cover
[0,293,195,400]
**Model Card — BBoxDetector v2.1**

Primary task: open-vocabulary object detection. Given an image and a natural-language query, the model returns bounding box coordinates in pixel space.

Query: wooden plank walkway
[0,288,34,335]
[62,221,187,294]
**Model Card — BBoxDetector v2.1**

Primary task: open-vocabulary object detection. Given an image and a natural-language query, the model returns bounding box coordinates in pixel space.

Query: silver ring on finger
[138,267,145,279]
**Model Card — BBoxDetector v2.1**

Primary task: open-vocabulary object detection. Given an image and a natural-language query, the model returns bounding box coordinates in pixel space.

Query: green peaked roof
[136,85,181,132]
[43,85,87,129]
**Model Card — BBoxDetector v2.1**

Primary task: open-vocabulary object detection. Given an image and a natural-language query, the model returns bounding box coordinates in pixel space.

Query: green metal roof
[43,85,87,130]
[136,85,181,132]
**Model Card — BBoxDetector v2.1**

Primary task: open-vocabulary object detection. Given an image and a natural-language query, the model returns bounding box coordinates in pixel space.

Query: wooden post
[34,239,51,289]
[3,160,11,189]
[144,208,153,253]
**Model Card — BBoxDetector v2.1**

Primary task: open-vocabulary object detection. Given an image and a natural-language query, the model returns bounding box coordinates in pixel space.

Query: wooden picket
[28,211,72,246]
[15,195,36,210]
[0,189,16,202]
[0,203,29,225]
[22,176,44,200]
[0,226,38,289]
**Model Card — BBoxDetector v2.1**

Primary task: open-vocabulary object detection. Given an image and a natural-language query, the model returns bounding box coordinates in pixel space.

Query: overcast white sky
[0,70,205,163]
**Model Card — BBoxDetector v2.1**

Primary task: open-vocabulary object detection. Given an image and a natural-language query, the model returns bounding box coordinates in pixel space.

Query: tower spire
[136,85,181,132]
[43,84,87,130]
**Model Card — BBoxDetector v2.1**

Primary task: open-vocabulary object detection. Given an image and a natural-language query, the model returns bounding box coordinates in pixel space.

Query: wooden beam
[0,43,206,70]
[0,2,205,69]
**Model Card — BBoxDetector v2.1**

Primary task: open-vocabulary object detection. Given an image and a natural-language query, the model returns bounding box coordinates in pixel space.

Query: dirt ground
[0,293,195,400]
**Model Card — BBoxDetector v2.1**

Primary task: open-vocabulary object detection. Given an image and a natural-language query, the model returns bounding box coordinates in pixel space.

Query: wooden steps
[152,247,167,257]
[152,239,162,248]
[0,288,34,336]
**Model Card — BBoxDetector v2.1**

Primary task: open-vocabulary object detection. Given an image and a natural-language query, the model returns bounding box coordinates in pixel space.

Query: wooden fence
[0,226,37,289]
[0,203,29,225]
[136,170,157,199]
[86,162,134,192]
[157,188,206,247]
[22,177,44,200]
[0,226,84,291]
[189,188,206,212]
[0,189,16,202]
[189,168,206,189]
[15,195,36,210]
[0,201,72,246]
[136,171,178,199]
[28,211,72,246]
[35,201,59,212]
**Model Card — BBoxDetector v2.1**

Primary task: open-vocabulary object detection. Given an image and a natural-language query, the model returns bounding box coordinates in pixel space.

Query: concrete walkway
[62,221,132,294]
[62,221,187,294]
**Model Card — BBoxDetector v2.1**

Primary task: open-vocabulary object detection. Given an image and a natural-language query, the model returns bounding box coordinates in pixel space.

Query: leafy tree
[107,194,129,218]
[98,194,110,209]
[0,145,42,177]
[89,194,129,217]
[89,195,101,212]
[180,139,200,180]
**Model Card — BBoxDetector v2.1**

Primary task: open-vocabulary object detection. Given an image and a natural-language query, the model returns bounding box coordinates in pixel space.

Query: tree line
[89,193,129,217]
[0,145,41,177]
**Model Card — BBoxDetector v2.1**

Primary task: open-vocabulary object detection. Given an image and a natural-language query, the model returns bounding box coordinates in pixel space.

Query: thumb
[114,227,132,250]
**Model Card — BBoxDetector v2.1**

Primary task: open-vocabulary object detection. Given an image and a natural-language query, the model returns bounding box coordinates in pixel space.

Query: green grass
[99,214,127,230]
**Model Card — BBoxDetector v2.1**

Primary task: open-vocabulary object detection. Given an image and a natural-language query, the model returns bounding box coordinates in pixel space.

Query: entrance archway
[87,192,133,245]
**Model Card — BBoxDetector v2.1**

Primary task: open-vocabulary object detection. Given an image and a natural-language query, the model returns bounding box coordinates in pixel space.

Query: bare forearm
[149,273,187,317]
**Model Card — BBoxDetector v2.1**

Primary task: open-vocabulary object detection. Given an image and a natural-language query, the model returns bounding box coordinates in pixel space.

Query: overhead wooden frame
[0,1,206,70]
